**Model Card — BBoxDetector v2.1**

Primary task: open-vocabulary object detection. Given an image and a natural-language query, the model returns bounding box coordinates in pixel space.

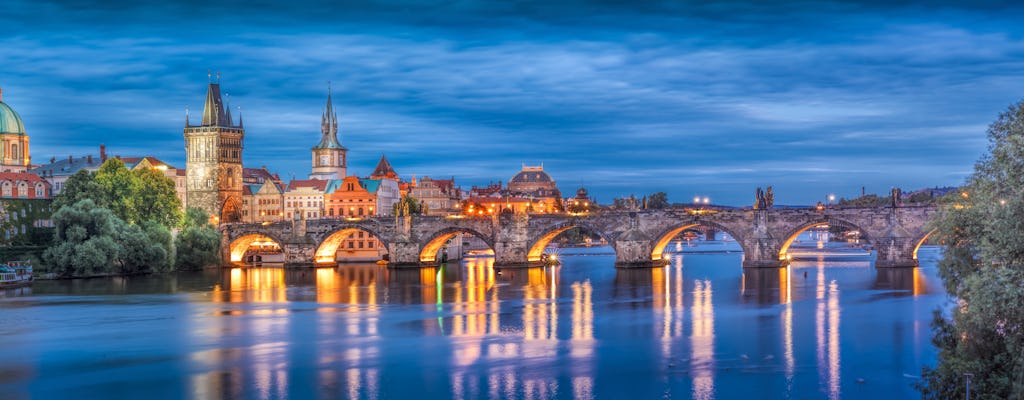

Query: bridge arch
[527,222,612,263]
[650,221,747,262]
[777,217,871,261]
[228,232,285,264]
[419,227,495,263]
[911,229,937,261]
[315,226,390,264]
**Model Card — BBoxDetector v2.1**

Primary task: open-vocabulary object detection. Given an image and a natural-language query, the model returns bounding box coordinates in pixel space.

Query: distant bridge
[220,205,936,268]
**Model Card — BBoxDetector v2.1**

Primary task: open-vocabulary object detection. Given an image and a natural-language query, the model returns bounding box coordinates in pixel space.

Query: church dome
[510,169,553,184]
[0,90,26,135]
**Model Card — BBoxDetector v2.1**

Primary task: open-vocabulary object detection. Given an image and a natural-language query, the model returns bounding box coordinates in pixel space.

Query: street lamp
[828,194,836,204]
[693,196,700,205]
[703,197,710,205]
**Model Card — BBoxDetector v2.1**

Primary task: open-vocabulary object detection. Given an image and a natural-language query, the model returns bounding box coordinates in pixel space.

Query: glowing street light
[693,196,701,204]
[703,197,710,205]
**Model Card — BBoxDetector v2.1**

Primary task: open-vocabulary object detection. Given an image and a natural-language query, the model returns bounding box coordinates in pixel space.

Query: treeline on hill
[42,159,221,277]
[836,190,942,207]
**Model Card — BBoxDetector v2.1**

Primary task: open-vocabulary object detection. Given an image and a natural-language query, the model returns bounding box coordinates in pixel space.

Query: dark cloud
[2,0,1023,204]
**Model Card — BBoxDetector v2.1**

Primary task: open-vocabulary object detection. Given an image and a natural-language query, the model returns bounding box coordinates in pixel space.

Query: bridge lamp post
[693,196,700,205]
[703,197,710,205]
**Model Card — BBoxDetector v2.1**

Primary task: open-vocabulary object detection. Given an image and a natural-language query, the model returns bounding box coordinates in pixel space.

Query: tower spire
[314,83,343,149]
[237,105,243,129]
[224,93,234,126]
[201,80,226,126]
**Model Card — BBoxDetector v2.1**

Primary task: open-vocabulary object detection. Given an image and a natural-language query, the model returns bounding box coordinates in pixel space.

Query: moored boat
[0,261,33,288]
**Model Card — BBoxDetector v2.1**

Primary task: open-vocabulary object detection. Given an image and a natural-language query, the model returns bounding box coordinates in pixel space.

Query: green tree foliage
[43,199,121,277]
[94,158,137,222]
[919,101,1024,399]
[836,194,891,207]
[53,169,109,211]
[647,192,670,209]
[113,221,170,274]
[42,199,174,277]
[52,159,182,227]
[130,167,183,227]
[175,207,221,271]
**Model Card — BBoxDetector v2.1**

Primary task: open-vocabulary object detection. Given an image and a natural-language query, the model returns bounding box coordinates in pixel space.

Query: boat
[0,261,33,288]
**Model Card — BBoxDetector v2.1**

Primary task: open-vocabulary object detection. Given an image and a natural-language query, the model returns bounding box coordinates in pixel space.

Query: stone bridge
[220,205,937,268]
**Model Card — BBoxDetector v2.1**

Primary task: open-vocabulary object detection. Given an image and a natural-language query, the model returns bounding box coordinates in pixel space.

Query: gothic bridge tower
[184,77,244,223]
[309,85,347,180]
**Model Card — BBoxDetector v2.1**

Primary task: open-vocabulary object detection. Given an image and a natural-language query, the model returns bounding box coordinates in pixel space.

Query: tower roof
[314,87,345,150]
[371,154,397,179]
[196,82,242,128]
[0,88,27,135]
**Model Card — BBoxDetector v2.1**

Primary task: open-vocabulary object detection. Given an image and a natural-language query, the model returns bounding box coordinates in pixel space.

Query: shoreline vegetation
[36,158,220,279]
[917,100,1024,398]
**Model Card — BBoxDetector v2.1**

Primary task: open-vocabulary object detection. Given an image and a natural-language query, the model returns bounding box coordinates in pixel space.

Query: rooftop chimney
[100,144,107,162]
[87,155,93,164]
[0,87,4,102]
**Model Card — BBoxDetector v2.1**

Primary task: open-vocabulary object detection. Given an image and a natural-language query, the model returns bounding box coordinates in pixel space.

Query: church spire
[313,83,344,149]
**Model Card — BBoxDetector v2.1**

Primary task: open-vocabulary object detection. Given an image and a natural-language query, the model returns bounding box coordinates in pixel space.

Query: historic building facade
[309,88,347,180]
[284,180,327,220]
[0,88,30,173]
[409,176,461,215]
[184,80,245,223]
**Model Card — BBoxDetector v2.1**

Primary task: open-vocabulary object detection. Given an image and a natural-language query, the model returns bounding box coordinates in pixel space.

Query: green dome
[0,101,26,135]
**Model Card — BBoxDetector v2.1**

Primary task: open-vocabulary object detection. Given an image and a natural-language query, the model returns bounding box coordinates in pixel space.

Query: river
[0,242,946,399]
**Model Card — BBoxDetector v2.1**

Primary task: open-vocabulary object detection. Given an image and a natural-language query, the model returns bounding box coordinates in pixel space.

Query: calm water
[0,243,946,399]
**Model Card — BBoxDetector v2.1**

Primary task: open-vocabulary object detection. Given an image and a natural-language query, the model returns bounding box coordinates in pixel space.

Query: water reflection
[874,268,928,295]
[740,267,790,305]
[815,263,841,400]
[4,249,948,399]
[691,278,715,400]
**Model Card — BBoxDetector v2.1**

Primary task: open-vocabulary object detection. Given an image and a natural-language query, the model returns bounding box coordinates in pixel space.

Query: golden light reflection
[213,268,287,303]
[815,264,841,400]
[691,279,715,400]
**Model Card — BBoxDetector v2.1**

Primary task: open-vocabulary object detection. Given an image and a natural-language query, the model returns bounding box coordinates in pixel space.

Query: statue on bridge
[754,186,775,210]
[891,187,902,208]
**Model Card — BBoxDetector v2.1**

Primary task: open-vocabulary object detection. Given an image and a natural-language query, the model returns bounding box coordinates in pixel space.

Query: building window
[348,242,354,249]
[358,241,364,249]
[35,184,44,198]
[2,181,11,197]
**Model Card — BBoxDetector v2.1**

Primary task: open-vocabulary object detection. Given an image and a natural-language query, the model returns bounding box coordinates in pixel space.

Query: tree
[43,199,121,277]
[113,220,170,274]
[647,192,669,209]
[53,169,109,211]
[175,207,221,271]
[94,158,136,222]
[918,101,1024,399]
[52,159,182,228]
[130,167,182,227]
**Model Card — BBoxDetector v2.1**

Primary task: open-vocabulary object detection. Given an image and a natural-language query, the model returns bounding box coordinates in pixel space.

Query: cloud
[2,0,1021,204]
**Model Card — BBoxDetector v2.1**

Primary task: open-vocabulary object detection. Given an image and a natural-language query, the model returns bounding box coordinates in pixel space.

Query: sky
[3,0,1024,205]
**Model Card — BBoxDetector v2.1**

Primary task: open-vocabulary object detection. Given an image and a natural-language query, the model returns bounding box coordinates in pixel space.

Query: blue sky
[3,0,1023,205]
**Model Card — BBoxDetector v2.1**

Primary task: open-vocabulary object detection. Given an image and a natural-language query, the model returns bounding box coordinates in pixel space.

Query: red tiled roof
[0,172,50,185]
[287,179,328,192]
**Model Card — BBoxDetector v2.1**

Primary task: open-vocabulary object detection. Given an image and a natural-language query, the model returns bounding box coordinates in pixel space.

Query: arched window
[11,143,19,161]
[35,183,44,198]
[1,181,11,197]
